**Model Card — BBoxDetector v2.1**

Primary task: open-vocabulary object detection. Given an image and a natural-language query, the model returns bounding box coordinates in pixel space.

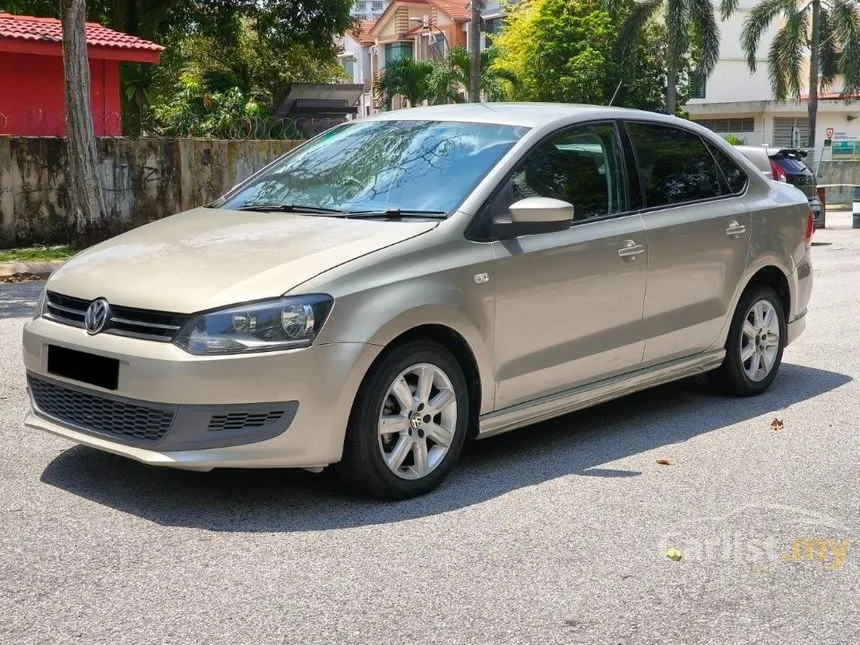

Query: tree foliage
[377,57,435,109]
[3,0,355,135]
[427,47,520,104]
[494,0,692,112]
[616,0,721,114]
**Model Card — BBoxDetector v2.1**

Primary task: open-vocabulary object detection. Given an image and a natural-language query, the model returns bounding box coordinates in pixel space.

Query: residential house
[686,0,860,153]
[337,0,518,115]
[338,20,377,118]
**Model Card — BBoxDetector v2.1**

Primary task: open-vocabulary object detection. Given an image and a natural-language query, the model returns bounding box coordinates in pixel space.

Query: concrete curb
[0,260,65,278]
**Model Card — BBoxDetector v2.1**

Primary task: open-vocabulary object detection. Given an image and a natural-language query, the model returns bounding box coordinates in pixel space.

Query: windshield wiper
[343,209,447,220]
[234,204,347,214]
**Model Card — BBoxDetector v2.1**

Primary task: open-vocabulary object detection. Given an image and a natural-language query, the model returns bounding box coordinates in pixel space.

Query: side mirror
[491,197,574,240]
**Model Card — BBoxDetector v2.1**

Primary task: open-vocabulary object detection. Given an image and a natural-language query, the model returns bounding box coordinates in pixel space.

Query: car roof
[366,102,694,129]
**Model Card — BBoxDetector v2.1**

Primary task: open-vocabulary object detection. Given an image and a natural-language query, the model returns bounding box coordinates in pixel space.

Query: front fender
[319,284,496,414]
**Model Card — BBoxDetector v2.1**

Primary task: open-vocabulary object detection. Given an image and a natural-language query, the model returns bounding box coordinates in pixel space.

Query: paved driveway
[1,215,858,644]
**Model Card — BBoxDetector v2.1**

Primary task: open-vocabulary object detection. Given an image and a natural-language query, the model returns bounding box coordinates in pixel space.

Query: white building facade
[687,0,860,156]
[352,0,391,21]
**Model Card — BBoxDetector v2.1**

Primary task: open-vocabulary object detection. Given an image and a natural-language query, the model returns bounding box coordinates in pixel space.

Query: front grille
[44,292,188,342]
[28,376,176,444]
[208,410,286,432]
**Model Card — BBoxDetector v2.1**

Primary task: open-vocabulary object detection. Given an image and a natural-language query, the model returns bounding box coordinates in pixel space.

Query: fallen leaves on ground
[656,458,673,466]
[770,418,784,432]
[665,547,683,561]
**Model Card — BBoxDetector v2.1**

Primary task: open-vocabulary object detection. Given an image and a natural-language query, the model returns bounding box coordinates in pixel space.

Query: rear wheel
[708,285,786,396]
[335,340,469,500]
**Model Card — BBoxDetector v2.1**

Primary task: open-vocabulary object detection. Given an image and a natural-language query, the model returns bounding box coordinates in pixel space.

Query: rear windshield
[772,155,811,174]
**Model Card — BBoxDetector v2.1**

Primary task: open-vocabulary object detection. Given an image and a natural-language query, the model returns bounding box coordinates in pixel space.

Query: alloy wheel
[377,363,458,480]
[740,299,780,382]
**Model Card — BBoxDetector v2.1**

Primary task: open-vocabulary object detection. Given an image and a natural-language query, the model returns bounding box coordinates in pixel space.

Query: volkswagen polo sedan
[23,104,813,499]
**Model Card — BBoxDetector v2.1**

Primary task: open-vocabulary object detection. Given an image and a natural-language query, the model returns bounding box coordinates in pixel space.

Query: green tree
[724,0,860,148]
[617,0,722,114]
[495,0,617,104]
[428,47,519,103]
[494,0,689,112]
[377,57,435,109]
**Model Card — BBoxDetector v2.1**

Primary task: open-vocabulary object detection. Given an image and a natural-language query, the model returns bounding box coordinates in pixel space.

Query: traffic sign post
[826,127,835,139]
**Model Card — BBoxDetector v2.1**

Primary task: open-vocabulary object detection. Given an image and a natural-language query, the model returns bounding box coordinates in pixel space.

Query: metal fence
[0,110,345,140]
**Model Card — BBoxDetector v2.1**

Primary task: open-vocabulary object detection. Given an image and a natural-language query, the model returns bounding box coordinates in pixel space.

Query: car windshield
[214,119,528,216]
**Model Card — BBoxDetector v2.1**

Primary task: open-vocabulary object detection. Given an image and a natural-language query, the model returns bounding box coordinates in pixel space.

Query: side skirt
[477,349,726,438]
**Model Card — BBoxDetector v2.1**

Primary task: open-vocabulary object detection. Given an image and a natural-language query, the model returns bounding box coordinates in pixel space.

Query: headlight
[32,286,47,320]
[173,295,333,355]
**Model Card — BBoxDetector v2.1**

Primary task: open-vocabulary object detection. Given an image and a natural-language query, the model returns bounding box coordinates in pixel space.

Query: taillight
[805,209,814,249]
[770,160,787,182]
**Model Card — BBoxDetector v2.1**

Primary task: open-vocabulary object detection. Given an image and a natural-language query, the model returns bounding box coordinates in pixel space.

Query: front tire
[708,285,786,396]
[335,340,469,500]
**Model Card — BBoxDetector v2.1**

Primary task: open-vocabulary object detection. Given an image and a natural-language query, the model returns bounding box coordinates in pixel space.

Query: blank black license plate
[47,345,119,391]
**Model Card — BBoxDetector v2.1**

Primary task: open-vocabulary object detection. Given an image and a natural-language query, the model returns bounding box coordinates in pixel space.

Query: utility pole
[468,0,482,103]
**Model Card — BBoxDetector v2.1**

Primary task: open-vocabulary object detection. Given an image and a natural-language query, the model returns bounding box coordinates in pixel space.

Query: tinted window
[708,145,748,194]
[627,123,722,207]
[507,123,628,220]
[217,120,526,215]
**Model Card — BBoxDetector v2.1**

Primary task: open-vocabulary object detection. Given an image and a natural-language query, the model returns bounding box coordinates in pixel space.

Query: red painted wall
[0,52,121,136]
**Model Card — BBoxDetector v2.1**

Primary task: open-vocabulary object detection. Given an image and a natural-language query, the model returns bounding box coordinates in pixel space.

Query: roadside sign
[824,139,832,147]
[826,127,835,139]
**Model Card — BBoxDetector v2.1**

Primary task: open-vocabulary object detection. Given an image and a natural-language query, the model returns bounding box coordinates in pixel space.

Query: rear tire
[708,285,786,396]
[335,340,469,500]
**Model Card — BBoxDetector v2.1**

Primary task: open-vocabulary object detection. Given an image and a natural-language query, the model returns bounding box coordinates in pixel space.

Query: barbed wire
[0,110,346,140]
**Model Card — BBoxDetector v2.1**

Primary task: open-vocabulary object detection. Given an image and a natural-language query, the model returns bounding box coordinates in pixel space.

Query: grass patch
[0,245,75,263]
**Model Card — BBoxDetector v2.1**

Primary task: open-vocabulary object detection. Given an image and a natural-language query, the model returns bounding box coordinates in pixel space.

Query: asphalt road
[1,213,859,645]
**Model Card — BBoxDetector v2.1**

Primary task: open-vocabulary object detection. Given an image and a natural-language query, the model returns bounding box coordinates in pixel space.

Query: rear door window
[626,122,723,207]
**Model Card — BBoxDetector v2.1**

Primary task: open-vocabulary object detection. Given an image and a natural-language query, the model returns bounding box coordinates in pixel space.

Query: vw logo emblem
[84,298,111,335]
[410,413,423,430]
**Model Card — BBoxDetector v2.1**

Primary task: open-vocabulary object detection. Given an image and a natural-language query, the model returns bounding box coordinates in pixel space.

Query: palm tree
[428,47,520,104]
[724,0,860,149]
[376,57,435,110]
[617,0,722,114]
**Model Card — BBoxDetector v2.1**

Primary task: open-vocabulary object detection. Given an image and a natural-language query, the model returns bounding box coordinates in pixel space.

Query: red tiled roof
[347,19,377,44]
[800,90,860,100]
[431,0,471,21]
[0,12,163,53]
[370,0,470,36]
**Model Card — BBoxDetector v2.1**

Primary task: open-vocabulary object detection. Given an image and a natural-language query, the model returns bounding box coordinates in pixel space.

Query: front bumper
[22,317,382,470]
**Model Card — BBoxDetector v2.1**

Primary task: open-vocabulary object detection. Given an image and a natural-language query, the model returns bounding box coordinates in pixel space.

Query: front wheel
[708,285,786,396]
[335,340,469,500]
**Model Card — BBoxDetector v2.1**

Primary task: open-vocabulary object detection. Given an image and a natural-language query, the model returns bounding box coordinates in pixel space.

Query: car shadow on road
[40,362,851,532]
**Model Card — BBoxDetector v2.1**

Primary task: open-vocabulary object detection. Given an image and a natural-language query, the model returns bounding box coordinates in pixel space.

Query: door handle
[726,220,746,238]
[617,240,646,262]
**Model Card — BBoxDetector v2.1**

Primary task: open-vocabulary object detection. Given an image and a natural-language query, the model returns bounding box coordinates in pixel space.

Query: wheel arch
[366,323,484,439]
[713,258,793,350]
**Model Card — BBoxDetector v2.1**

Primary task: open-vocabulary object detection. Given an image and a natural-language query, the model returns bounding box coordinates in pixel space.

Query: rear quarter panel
[744,181,812,322]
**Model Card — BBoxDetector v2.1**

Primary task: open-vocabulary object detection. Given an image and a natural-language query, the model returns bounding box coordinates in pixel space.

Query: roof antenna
[608,81,622,106]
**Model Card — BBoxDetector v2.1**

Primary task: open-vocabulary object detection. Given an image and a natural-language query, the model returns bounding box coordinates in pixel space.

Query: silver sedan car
[23,104,814,499]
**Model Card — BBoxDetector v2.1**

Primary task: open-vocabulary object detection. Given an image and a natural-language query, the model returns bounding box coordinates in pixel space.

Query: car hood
[47,207,437,313]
